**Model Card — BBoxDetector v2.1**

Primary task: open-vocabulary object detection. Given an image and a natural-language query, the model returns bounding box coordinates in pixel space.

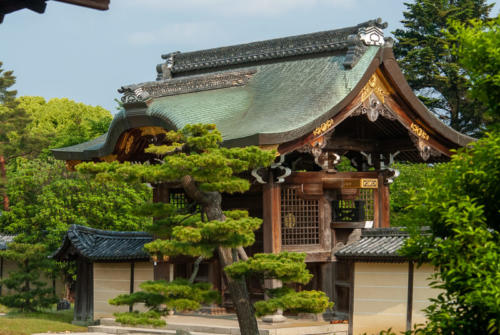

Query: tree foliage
[446,14,500,130]
[390,163,444,226]
[0,243,58,311]
[109,279,219,326]
[393,0,493,135]
[226,253,333,317]
[401,133,500,334]
[0,157,151,251]
[17,96,112,154]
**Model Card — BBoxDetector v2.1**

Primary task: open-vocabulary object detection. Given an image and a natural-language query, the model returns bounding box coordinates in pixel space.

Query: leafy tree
[17,96,112,154]
[0,243,58,311]
[0,157,152,251]
[393,0,493,135]
[78,124,332,335]
[390,163,444,226]
[0,63,34,211]
[446,14,500,130]
[401,132,500,334]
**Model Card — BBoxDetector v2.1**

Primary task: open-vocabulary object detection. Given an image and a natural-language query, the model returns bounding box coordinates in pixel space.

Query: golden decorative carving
[312,119,334,136]
[140,126,167,137]
[124,135,135,154]
[361,72,390,104]
[410,122,430,141]
[343,178,378,189]
[361,178,378,188]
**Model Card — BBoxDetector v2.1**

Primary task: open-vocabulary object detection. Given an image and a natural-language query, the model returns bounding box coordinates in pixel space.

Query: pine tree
[0,242,58,311]
[78,124,332,334]
[393,0,493,135]
[0,62,32,211]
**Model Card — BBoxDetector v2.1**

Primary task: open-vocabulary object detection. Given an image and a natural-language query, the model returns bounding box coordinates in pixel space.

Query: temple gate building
[52,19,472,333]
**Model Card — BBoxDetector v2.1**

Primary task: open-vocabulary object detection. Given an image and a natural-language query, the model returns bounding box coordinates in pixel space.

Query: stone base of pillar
[262,309,286,323]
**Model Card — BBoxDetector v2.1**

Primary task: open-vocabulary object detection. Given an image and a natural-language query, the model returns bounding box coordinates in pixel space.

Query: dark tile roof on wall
[0,234,15,250]
[52,225,153,262]
[335,228,412,262]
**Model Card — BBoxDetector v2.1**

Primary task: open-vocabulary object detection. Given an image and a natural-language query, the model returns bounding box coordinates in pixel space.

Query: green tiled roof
[52,20,390,160]
[150,47,379,143]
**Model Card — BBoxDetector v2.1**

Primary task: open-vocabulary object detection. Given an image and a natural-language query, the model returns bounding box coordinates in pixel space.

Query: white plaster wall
[93,262,154,319]
[352,262,408,335]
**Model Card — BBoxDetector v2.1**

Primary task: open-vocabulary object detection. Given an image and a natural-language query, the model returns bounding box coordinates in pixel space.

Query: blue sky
[1,0,498,113]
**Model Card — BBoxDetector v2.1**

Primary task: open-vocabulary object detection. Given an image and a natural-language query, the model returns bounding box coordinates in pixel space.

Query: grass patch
[0,309,86,335]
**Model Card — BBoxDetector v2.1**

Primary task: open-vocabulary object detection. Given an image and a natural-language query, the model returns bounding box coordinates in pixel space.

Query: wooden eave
[277,47,473,162]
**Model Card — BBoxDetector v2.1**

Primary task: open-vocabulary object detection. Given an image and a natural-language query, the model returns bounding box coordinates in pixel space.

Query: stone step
[92,318,348,335]
[89,325,215,335]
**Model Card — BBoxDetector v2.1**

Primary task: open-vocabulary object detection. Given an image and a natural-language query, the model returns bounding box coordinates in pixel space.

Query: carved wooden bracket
[251,154,291,184]
[298,134,340,172]
[410,134,441,161]
[352,92,396,122]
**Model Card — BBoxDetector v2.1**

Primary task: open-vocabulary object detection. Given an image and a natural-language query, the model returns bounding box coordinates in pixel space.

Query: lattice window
[281,187,320,246]
[170,189,188,210]
[358,189,374,221]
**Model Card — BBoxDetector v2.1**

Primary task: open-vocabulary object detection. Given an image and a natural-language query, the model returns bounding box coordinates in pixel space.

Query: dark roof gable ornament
[156,51,180,81]
[344,20,387,69]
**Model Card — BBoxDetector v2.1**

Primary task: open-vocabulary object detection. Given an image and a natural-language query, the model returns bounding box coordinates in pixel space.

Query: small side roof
[335,228,412,262]
[52,225,153,262]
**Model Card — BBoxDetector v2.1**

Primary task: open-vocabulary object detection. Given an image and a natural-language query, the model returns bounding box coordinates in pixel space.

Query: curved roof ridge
[67,224,151,238]
[157,18,388,77]
[52,225,153,262]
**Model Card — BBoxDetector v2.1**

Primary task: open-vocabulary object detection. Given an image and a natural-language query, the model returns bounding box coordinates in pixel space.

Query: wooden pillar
[377,172,390,228]
[263,177,281,293]
[74,258,93,322]
[129,262,135,312]
[348,261,355,335]
[406,261,414,332]
[263,178,281,254]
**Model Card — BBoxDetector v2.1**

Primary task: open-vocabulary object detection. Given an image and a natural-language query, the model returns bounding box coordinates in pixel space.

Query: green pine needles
[226,252,333,317]
[0,242,58,311]
[110,279,219,326]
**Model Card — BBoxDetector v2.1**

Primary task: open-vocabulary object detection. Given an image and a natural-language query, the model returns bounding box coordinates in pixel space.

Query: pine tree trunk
[180,176,260,335]
[217,246,259,335]
[0,156,9,211]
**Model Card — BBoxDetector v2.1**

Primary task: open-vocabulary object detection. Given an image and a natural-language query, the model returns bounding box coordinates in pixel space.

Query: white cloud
[127,21,225,47]
[121,0,356,16]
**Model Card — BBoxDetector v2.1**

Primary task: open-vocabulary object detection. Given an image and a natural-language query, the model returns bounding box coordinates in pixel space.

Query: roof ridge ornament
[344,19,387,69]
[156,51,180,80]
[359,26,385,46]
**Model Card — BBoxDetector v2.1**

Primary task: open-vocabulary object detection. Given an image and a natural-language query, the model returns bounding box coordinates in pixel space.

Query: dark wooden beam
[326,137,416,153]
[54,0,109,10]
